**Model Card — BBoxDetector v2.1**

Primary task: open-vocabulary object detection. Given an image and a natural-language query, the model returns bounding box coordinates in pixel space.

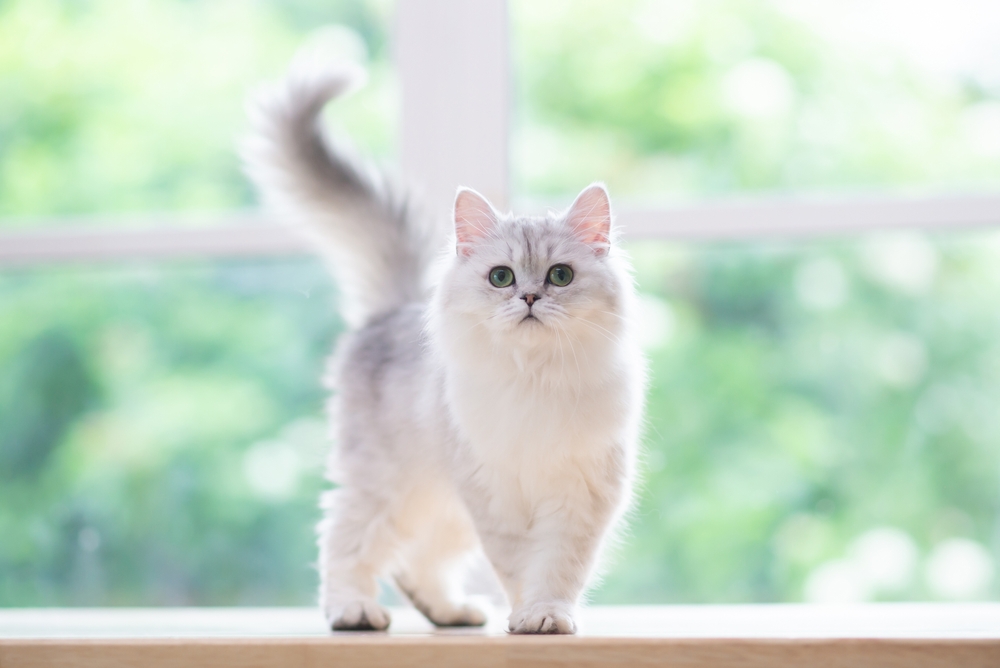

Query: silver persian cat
[244,50,646,635]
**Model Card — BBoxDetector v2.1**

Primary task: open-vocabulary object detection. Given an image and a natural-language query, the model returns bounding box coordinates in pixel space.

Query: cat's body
[244,50,645,634]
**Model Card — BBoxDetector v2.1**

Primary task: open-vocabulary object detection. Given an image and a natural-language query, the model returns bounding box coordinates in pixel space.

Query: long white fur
[242,48,439,329]
[244,48,646,634]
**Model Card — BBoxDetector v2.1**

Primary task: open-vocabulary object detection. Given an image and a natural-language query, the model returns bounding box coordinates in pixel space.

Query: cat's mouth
[521,313,540,324]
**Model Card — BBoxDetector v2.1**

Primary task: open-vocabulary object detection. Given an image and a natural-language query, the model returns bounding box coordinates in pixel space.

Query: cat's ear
[454,187,499,257]
[566,183,612,256]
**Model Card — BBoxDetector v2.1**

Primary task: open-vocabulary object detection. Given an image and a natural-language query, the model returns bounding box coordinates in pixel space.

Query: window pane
[0,0,395,228]
[3,232,998,605]
[0,259,340,605]
[512,0,1000,201]
[595,230,1000,603]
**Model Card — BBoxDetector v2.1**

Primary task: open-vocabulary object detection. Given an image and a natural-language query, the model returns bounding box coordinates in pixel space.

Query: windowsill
[1,604,998,667]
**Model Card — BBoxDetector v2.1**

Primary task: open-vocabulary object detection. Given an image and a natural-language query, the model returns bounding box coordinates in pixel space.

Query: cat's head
[434,184,630,351]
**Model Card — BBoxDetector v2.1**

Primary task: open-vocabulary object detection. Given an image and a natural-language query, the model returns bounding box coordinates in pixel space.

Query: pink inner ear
[454,188,498,257]
[566,184,611,256]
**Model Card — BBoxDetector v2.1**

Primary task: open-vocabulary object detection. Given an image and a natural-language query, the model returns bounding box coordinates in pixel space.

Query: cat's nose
[521,293,540,306]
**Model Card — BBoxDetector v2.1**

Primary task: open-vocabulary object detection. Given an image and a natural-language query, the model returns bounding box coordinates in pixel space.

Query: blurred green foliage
[0,330,98,478]
[0,261,340,605]
[512,0,1000,198]
[606,234,1000,603]
[0,0,394,224]
[1,0,999,607]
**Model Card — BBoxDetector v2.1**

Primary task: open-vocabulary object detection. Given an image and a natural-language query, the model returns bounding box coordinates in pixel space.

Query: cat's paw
[508,601,576,634]
[425,602,488,628]
[327,599,391,631]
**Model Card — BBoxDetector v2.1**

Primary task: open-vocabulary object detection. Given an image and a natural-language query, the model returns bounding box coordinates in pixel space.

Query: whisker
[573,318,622,345]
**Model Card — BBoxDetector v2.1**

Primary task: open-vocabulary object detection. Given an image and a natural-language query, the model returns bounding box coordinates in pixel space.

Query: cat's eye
[489,266,515,288]
[547,264,574,287]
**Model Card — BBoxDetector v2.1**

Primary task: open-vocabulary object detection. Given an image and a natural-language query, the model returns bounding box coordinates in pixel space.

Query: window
[0,0,395,227]
[512,0,1000,200]
[1,0,997,609]
[508,0,1000,605]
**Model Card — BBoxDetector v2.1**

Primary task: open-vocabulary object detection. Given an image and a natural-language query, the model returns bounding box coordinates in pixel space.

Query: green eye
[489,266,515,288]
[547,264,574,287]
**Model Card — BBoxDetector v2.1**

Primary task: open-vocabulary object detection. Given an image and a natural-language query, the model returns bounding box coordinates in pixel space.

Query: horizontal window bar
[1,193,999,267]
[621,192,1000,241]
[0,213,306,267]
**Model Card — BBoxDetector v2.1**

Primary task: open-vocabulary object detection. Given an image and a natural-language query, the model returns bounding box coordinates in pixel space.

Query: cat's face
[436,185,626,348]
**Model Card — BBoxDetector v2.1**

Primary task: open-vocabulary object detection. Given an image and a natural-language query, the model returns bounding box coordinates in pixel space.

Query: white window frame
[1,0,999,266]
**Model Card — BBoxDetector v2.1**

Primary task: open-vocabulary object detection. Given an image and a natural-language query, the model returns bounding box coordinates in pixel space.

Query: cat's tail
[242,48,439,329]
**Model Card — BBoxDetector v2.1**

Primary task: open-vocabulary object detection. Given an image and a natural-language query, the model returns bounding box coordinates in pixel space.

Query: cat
[243,46,646,635]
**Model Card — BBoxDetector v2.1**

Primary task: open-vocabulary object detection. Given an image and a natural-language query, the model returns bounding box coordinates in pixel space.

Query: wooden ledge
[1,605,999,667]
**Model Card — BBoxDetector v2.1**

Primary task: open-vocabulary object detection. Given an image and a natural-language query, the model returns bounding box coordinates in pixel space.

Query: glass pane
[0,0,395,228]
[3,233,998,605]
[0,259,340,605]
[512,0,1000,201]
[594,230,1000,603]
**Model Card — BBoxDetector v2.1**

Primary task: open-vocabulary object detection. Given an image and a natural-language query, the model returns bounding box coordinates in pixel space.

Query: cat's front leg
[508,598,577,634]
[505,519,607,634]
[461,448,629,634]
[474,502,614,634]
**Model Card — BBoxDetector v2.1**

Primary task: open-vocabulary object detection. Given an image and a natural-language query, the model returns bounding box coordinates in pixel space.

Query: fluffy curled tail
[243,48,439,329]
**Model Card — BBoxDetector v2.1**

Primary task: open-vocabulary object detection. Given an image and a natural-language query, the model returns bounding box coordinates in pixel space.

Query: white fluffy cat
[244,49,646,634]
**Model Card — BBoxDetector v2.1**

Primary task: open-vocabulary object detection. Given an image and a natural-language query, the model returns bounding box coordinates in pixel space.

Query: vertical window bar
[395,0,510,219]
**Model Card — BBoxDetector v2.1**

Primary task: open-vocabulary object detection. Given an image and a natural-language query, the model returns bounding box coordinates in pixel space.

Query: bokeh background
[1,0,999,606]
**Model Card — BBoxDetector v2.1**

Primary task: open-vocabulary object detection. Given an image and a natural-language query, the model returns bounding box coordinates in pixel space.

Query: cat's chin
[514,315,552,335]
[502,316,561,347]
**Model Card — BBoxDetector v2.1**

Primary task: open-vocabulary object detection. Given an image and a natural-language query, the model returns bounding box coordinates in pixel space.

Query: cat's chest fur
[443,342,633,522]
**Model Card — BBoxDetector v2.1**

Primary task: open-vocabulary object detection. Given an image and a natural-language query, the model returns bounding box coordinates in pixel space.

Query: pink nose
[522,293,539,306]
